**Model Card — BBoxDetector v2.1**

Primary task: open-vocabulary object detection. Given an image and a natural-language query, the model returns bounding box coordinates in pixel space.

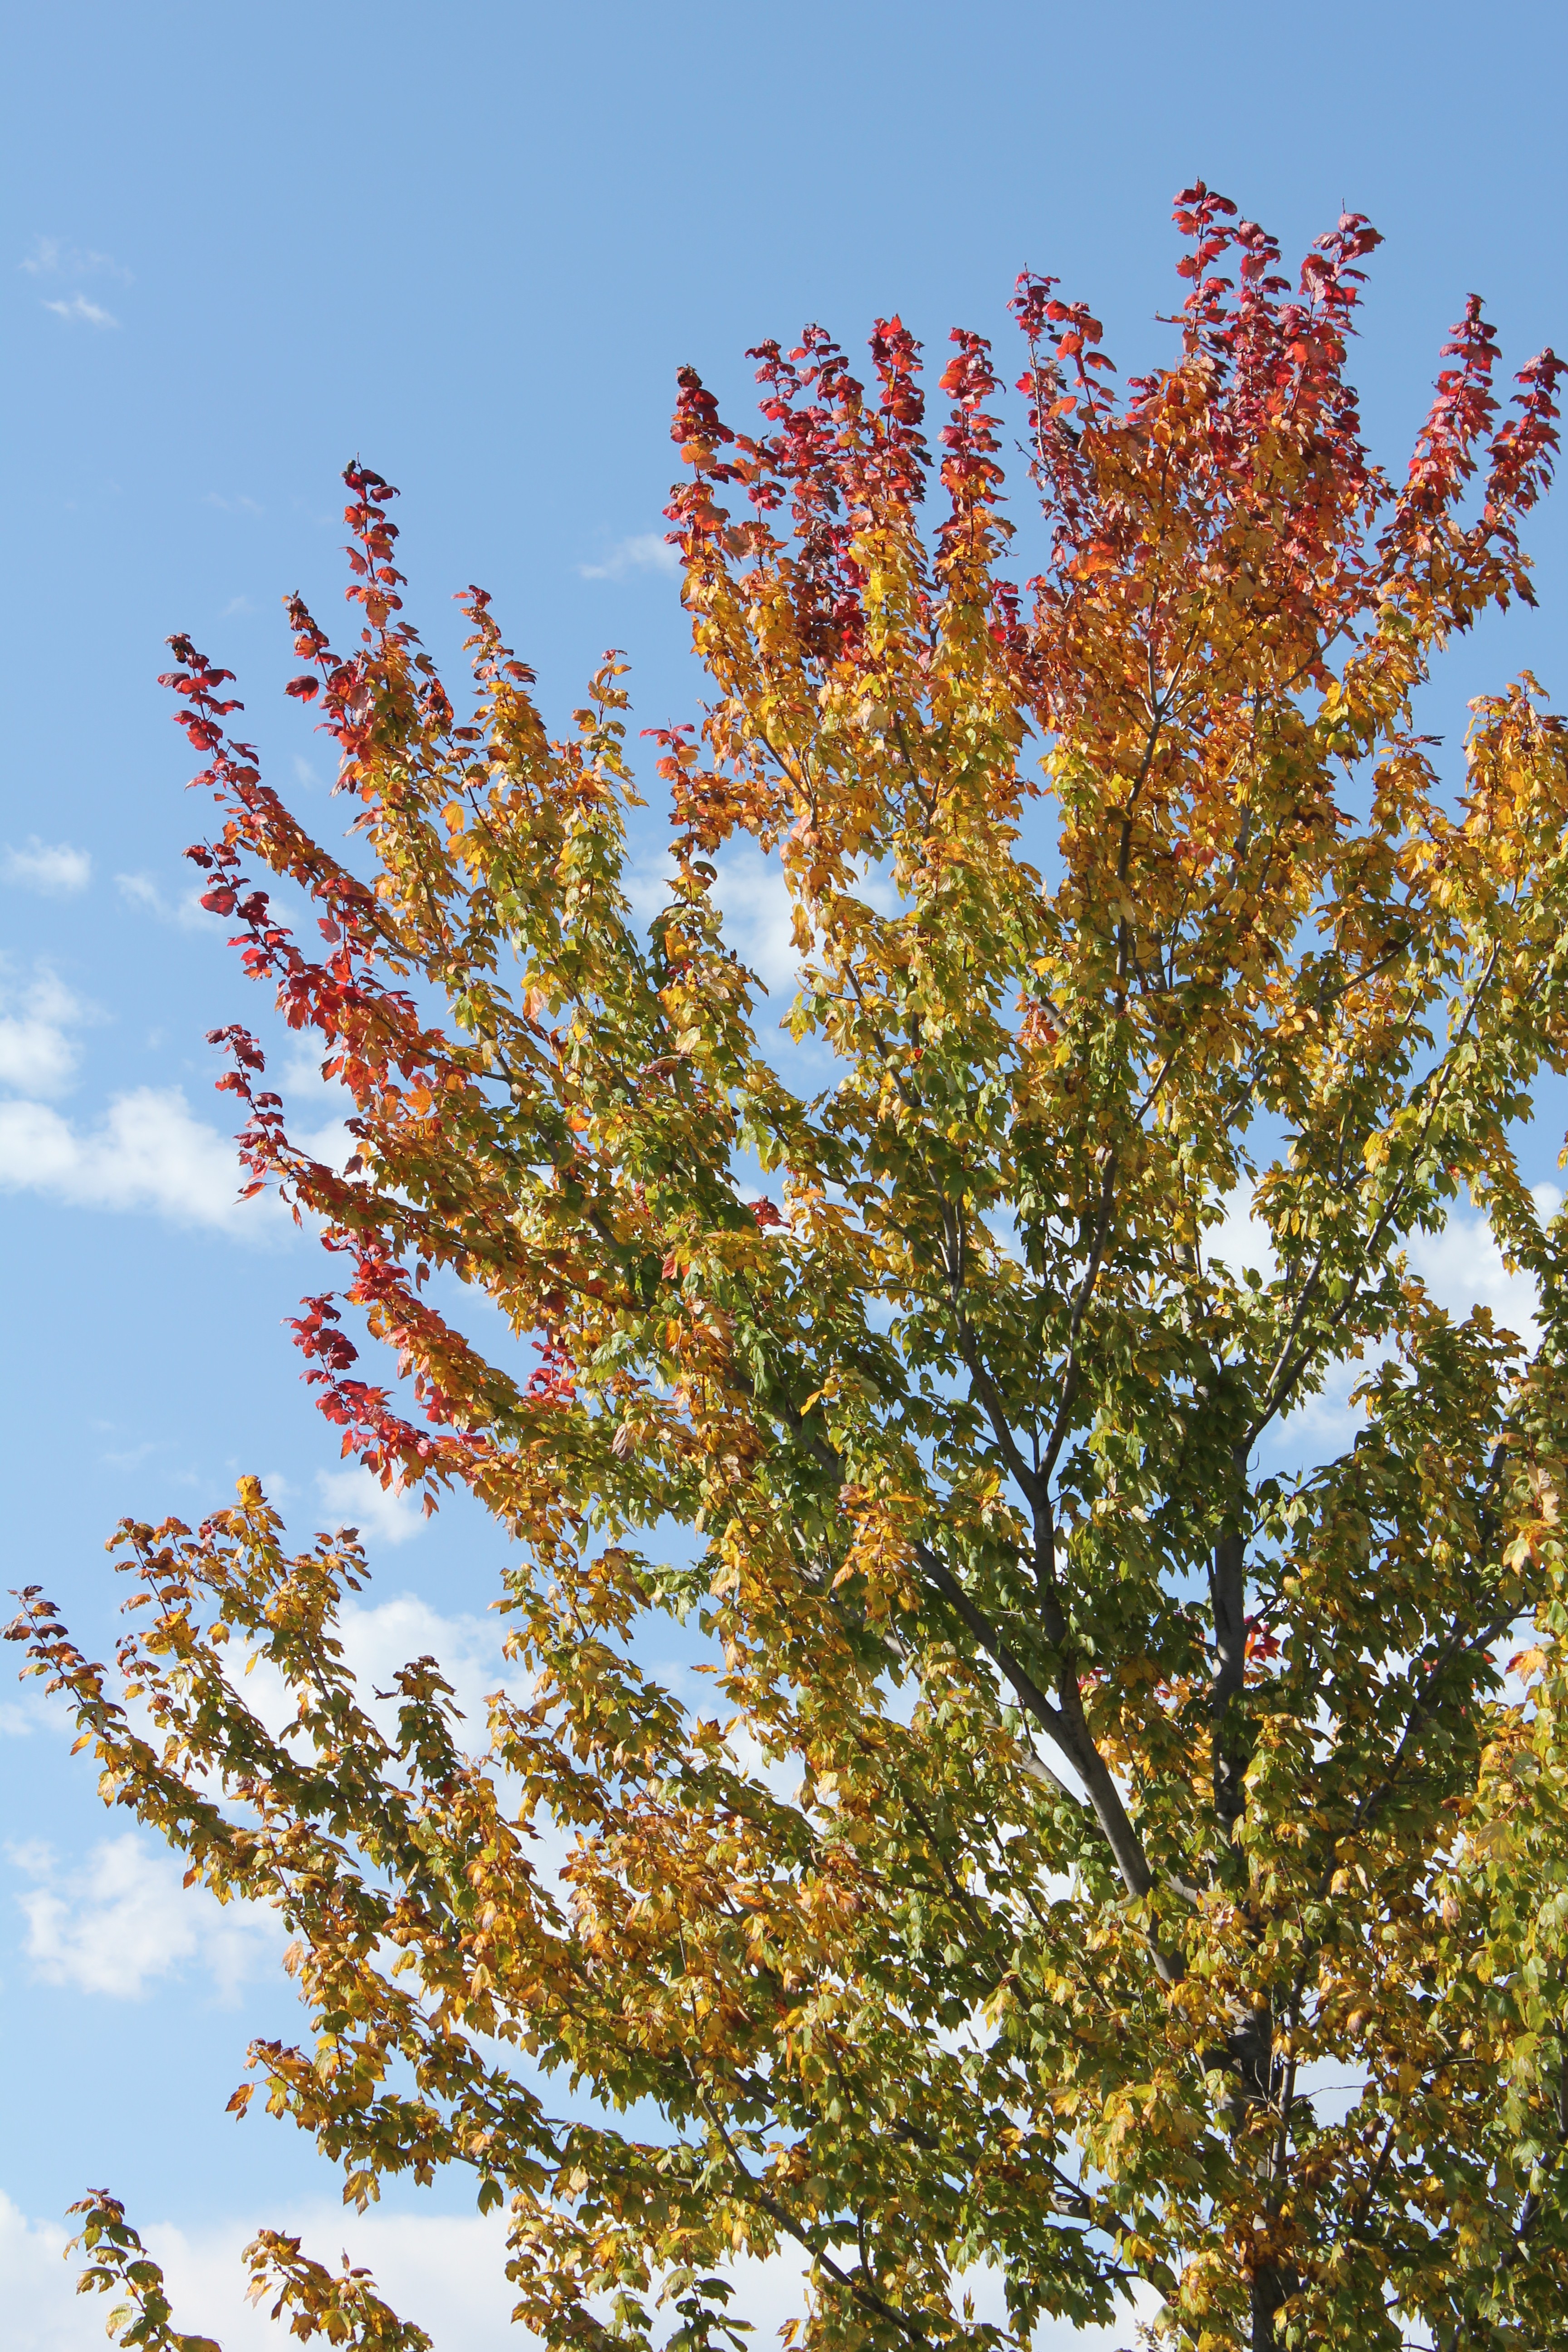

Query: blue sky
[4,2,1568,2344]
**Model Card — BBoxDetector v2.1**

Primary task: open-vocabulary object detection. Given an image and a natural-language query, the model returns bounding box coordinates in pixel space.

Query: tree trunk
[1251,2259,1296,2351]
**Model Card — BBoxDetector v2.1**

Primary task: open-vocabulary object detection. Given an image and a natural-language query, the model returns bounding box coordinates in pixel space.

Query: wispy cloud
[205,491,264,517]
[627,845,799,998]
[0,2195,517,2352]
[578,530,678,582]
[0,966,94,1096]
[0,1690,53,1740]
[0,2186,1148,2352]
[626,842,898,1007]
[335,1592,519,1735]
[1407,1185,1562,1348]
[710,847,804,998]
[315,1465,428,1549]
[20,234,132,283]
[1215,1181,1565,1464]
[0,1084,283,1233]
[117,868,218,931]
[1210,1182,1560,1354]
[24,235,129,328]
[40,290,118,327]
[3,835,91,894]
[9,1834,278,2002]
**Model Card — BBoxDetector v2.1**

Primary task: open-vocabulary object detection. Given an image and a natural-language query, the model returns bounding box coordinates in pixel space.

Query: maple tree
[13,184,1568,2351]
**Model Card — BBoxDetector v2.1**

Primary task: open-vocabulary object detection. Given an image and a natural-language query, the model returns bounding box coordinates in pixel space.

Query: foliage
[12,186,1568,2350]
[64,2190,430,2352]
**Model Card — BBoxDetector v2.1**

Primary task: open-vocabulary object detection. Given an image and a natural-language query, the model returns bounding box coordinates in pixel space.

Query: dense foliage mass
[12,187,1568,2351]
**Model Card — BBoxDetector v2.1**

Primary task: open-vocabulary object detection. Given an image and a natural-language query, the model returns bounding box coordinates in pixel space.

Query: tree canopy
[12,184,1568,2352]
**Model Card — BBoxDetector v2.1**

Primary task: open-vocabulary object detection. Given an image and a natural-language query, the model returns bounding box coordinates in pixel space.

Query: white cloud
[0,987,363,1232]
[1204,1186,1275,1280]
[0,1084,279,1232]
[99,1436,172,1469]
[624,848,677,922]
[1406,1183,1560,1347]
[2,838,91,896]
[338,1592,519,1737]
[9,1835,279,2003]
[627,845,802,1001]
[298,1114,361,1177]
[0,2191,1158,2352]
[315,1467,428,1550]
[711,847,801,998]
[273,1049,363,1174]
[627,833,913,1006]
[578,531,678,582]
[152,2210,518,2352]
[0,1694,52,1739]
[205,492,264,517]
[20,235,130,282]
[116,869,219,931]
[0,2201,518,2352]
[0,969,92,1095]
[1208,1182,1560,1348]
[1213,1182,1565,1464]
[40,293,118,328]
[0,2197,79,2352]
[723,1720,808,1809]
[182,1583,518,1772]
[957,2264,1157,2347]
[713,847,899,1003]
[24,235,128,327]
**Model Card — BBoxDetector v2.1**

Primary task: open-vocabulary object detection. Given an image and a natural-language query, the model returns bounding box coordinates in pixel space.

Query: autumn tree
[15,186,1568,2352]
